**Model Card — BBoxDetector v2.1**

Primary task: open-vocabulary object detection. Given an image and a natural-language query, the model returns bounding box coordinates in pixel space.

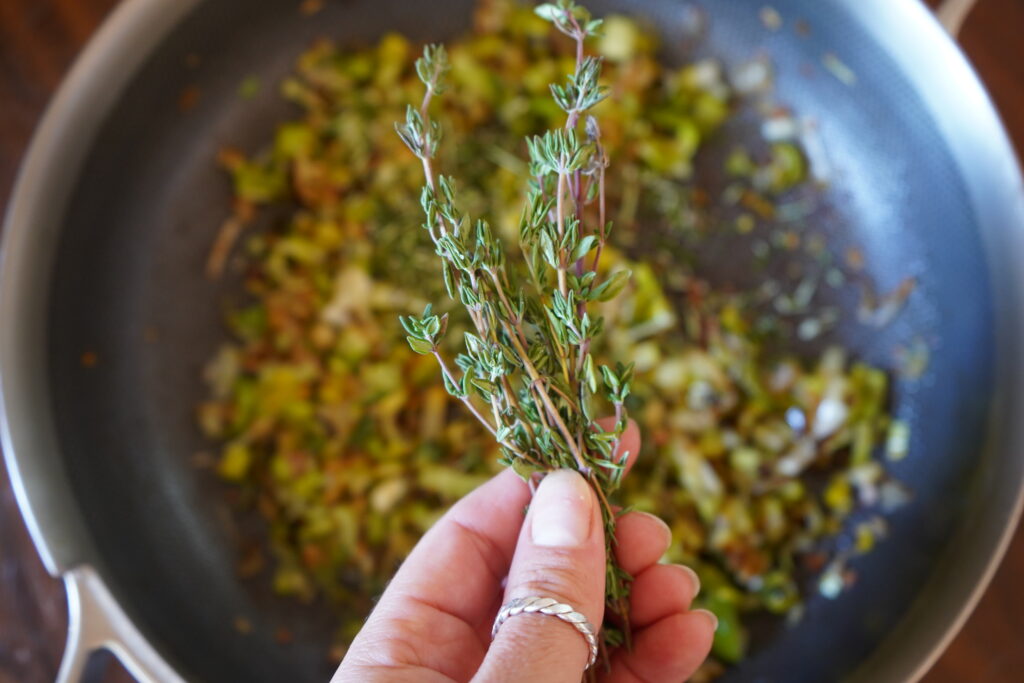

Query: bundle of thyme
[397,0,637,655]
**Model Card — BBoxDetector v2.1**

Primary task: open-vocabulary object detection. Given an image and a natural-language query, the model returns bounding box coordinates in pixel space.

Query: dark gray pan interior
[47,1,999,681]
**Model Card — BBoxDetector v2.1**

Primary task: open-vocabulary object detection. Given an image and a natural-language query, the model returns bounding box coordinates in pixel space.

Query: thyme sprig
[397,0,635,656]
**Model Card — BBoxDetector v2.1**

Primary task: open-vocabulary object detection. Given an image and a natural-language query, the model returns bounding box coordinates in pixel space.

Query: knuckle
[513,558,592,612]
[520,569,585,602]
[352,619,424,668]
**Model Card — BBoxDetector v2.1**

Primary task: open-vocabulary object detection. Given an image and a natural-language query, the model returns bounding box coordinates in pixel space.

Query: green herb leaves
[395,106,441,162]
[399,304,447,355]
[527,129,589,175]
[534,1,604,41]
[397,2,636,657]
[415,44,451,96]
[551,56,609,115]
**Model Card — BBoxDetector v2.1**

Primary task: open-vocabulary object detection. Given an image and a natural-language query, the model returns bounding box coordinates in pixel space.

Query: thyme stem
[397,2,634,654]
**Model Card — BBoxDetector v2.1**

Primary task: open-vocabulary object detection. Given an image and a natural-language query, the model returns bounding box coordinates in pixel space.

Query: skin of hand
[333,420,716,682]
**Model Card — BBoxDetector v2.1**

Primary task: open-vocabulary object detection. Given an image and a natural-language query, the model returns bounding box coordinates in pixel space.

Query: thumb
[474,469,605,682]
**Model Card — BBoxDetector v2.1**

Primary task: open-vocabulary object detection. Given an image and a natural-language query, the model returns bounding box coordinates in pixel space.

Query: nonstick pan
[2,0,1023,681]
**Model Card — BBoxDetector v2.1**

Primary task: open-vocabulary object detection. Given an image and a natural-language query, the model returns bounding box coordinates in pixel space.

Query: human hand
[333,421,716,682]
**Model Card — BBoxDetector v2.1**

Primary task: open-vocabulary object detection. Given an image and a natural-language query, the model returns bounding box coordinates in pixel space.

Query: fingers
[604,504,710,682]
[337,469,529,681]
[474,469,606,682]
[628,564,700,628]
[614,512,700,625]
[613,511,671,575]
[339,415,706,683]
[383,468,530,626]
[603,611,716,683]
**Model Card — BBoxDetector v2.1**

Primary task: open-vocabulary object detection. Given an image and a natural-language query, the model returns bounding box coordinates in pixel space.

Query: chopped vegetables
[895,336,931,380]
[760,6,783,32]
[858,277,917,328]
[886,420,910,462]
[822,52,858,86]
[199,0,910,673]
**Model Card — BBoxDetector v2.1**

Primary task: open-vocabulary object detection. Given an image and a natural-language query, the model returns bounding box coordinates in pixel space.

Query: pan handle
[56,566,184,683]
[935,0,980,37]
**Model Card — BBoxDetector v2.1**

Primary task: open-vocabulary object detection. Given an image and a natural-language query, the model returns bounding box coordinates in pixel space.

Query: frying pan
[2,0,1023,681]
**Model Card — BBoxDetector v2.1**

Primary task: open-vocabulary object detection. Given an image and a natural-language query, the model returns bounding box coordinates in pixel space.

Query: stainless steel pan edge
[0,0,200,679]
[843,1,1024,681]
[1,1,1022,682]
[55,567,184,683]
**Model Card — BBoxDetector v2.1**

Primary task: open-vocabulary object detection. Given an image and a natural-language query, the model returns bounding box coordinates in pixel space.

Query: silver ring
[491,596,599,669]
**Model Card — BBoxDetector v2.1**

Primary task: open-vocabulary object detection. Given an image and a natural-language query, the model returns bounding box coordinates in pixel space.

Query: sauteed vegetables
[198,0,908,673]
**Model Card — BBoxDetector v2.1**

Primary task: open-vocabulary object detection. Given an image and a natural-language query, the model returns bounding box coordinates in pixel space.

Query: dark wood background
[2,0,1023,681]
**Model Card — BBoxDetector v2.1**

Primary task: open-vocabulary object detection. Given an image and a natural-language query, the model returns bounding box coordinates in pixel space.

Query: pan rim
[1,0,1022,681]
[838,0,1024,681]
[0,0,203,577]
[0,0,204,676]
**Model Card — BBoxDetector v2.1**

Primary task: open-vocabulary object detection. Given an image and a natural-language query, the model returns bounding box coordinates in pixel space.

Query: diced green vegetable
[199,0,906,672]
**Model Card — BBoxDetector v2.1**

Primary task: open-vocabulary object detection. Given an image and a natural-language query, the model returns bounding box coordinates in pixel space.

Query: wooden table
[1,1,1022,681]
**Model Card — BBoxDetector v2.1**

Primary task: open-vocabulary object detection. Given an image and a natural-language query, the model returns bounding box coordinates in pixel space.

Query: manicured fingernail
[692,608,719,632]
[675,564,701,596]
[531,470,593,548]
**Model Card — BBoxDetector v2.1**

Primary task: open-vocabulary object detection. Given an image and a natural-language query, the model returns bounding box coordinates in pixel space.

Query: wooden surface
[1,1,1023,681]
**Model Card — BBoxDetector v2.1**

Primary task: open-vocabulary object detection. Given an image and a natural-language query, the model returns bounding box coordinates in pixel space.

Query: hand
[333,421,716,682]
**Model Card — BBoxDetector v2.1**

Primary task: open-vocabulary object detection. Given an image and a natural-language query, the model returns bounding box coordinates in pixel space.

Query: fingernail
[635,511,672,545]
[531,470,594,548]
[674,564,701,597]
[692,608,718,632]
